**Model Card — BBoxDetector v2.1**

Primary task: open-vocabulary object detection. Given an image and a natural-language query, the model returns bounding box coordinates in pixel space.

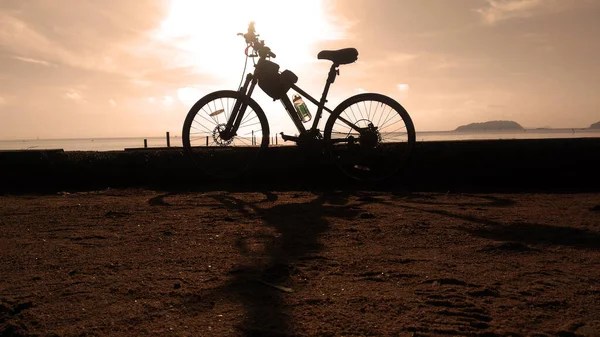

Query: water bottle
[292,94,311,123]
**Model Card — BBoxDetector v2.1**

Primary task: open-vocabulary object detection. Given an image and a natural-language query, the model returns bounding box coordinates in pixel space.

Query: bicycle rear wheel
[324,93,415,181]
[182,90,270,178]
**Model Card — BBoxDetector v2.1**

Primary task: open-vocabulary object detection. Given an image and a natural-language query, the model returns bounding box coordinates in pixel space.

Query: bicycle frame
[224,61,358,143]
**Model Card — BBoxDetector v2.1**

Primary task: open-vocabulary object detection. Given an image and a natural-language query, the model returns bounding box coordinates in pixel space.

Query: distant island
[455,120,524,132]
[590,121,600,129]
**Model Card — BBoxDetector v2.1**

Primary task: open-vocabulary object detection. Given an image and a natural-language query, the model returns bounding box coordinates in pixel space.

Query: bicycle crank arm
[280,132,299,142]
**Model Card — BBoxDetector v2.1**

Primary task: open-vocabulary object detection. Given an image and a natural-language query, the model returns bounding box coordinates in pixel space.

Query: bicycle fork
[220,74,256,140]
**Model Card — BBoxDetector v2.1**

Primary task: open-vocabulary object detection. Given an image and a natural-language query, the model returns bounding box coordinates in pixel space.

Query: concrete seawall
[1,138,599,193]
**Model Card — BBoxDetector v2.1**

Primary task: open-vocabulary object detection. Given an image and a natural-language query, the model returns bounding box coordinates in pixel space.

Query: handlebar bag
[256,60,297,100]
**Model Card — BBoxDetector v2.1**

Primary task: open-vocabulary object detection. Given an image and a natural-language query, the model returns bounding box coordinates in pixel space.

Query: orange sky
[1,0,599,139]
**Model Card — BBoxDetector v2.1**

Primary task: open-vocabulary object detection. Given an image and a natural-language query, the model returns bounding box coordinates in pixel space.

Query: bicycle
[182,22,416,181]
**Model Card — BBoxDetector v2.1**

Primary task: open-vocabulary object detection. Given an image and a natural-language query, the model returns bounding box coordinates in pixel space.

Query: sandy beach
[2,189,600,336]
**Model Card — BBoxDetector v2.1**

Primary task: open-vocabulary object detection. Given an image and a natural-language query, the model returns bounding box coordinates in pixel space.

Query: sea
[1,129,599,152]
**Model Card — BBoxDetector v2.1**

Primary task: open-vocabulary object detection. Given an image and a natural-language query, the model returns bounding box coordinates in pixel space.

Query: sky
[1,0,599,139]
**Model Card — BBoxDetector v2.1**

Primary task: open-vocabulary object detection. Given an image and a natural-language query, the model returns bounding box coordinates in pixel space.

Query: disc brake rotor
[213,124,234,146]
[355,121,381,149]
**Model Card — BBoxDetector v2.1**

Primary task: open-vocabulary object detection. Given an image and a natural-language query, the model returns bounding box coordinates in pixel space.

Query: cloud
[396,83,410,101]
[177,87,202,107]
[476,0,556,25]
[397,84,410,92]
[161,96,175,107]
[367,52,418,69]
[0,12,104,72]
[12,56,53,66]
[0,8,176,78]
[64,90,85,102]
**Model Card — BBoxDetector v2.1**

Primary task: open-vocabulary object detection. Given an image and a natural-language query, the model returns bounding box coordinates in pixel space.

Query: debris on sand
[478,241,536,253]
[359,212,376,219]
[255,279,294,293]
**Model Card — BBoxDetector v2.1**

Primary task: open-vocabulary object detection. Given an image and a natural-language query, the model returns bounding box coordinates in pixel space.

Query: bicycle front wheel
[324,93,416,181]
[182,90,270,179]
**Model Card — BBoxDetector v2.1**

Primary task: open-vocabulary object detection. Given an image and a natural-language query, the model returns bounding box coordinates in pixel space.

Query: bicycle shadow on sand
[191,190,361,336]
[390,193,600,250]
[173,191,600,335]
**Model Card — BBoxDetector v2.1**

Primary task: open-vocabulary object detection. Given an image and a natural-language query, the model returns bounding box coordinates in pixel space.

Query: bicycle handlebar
[238,21,276,59]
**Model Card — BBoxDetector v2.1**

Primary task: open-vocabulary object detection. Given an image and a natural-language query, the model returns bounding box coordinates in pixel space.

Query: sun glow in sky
[156,0,343,73]
[0,0,599,139]
[154,0,349,134]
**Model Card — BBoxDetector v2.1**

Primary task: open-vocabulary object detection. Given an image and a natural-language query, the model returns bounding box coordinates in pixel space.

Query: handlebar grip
[269,51,277,58]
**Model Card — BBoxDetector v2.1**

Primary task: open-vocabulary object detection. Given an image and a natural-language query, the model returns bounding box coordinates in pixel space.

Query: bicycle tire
[324,93,416,181]
[182,90,270,179]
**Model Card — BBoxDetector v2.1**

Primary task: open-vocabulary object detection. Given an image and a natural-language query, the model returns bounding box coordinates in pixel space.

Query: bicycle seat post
[309,63,338,129]
[327,64,339,84]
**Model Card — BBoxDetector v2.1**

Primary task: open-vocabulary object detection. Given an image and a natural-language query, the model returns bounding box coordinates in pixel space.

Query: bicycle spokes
[189,97,263,147]
[182,90,270,179]
[325,94,415,181]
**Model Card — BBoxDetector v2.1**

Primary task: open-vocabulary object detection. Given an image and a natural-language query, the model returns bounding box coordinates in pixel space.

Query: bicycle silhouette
[182,22,416,181]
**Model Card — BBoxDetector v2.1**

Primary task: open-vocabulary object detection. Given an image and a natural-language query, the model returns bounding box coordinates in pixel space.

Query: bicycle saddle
[317,48,358,65]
